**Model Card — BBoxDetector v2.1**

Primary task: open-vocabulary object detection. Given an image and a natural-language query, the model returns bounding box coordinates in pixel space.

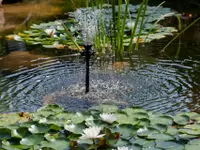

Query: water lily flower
[112,146,132,150]
[64,123,76,131]
[79,126,105,140]
[127,21,135,29]
[44,28,56,37]
[137,127,148,133]
[14,35,23,41]
[100,113,117,124]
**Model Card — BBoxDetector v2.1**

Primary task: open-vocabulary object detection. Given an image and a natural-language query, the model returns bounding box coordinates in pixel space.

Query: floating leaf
[99,104,119,113]
[20,134,44,146]
[0,128,11,140]
[137,127,160,137]
[147,133,174,140]
[2,139,30,150]
[11,127,31,139]
[156,141,184,149]
[28,124,50,134]
[41,139,69,150]
[179,128,200,135]
[112,124,136,139]
[173,114,190,125]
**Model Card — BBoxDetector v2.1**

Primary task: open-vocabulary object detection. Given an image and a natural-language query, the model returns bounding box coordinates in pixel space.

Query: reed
[127,0,146,55]
[162,17,200,52]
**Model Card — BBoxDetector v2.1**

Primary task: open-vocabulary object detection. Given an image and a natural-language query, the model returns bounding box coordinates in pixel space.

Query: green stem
[61,21,82,51]
[135,0,148,50]
[127,0,145,54]
[162,17,200,52]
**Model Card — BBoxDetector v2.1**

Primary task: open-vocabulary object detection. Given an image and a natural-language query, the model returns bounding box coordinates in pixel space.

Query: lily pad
[156,141,184,149]
[112,124,136,139]
[20,134,44,146]
[0,128,11,140]
[28,124,50,134]
[147,133,174,140]
[137,127,160,137]
[41,139,69,150]
[173,114,190,125]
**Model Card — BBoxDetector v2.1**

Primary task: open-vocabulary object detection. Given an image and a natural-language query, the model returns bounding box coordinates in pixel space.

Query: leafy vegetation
[6,3,178,56]
[1,104,200,149]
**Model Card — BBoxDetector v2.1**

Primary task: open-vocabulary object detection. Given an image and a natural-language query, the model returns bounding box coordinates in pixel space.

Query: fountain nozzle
[81,45,93,93]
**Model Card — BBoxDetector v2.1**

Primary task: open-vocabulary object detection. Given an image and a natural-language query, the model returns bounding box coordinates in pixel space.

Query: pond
[0,0,200,114]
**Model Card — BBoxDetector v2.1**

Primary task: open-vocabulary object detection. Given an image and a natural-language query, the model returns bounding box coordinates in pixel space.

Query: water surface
[0,1,200,114]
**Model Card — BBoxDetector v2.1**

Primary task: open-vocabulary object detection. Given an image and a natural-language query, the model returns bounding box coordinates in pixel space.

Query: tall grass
[162,16,200,52]
[70,0,149,59]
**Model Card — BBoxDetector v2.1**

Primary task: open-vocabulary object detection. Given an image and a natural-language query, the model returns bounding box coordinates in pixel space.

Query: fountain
[75,9,99,93]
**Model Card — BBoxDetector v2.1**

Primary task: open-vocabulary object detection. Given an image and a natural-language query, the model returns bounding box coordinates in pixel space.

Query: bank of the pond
[0,104,200,150]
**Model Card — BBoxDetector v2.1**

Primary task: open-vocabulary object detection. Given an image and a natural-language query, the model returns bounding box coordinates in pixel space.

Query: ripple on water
[0,56,198,114]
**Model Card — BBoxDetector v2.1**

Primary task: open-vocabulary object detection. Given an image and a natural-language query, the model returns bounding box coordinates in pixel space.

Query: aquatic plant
[1,104,200,149]
[7,1,178,58]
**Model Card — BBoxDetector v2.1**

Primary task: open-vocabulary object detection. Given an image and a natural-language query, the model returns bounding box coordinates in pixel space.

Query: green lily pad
[178,134,199,140]
[28,124,50,134]
[37,104,63,114]
[99,104,119,113]
[142,148,162,150]
[44,133,60,142]
[179,128,200,135]
[165,126,179,136]
[152,124,168,132]
[71,112,86,124]
[137,127,160,137]
[20,134,44,146]
[185,144,200,150]
[55,112,72,120]
[147,133,174,140]
[2,139,30,150]
[0,128,11,140]
[64,123,85,135]
[173,114,190,125]
[132,138,155,148]
[156,141,184,149]
[112,124,136,139]
[11,127,31,139]
[41,139,69,150]
[150,115,173,126]
[189,139,200,145]
[39,115,64,126]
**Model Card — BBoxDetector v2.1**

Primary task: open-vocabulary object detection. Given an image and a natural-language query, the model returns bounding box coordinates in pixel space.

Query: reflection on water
[0,0,64,32]
[0,1,200,114]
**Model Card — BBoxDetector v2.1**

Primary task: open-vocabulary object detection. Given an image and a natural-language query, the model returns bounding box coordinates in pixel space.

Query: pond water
[0,0,200,114]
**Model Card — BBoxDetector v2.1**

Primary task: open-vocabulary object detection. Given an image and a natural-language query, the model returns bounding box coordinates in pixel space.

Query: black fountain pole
[81,45,93,93]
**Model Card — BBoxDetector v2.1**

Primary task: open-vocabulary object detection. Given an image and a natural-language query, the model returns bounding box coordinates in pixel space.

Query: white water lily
[39,118,47,123]
[127,21,135,29]
[64,123,76,131]
[137,127,148,133]
[112,146,132,150]
[14,35,23,41]
[79,126,105,140]
[100,113,117,124]
[44,28,56,36]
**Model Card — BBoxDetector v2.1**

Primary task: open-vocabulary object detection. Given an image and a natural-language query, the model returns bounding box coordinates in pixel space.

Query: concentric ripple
[0,51,199,114]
